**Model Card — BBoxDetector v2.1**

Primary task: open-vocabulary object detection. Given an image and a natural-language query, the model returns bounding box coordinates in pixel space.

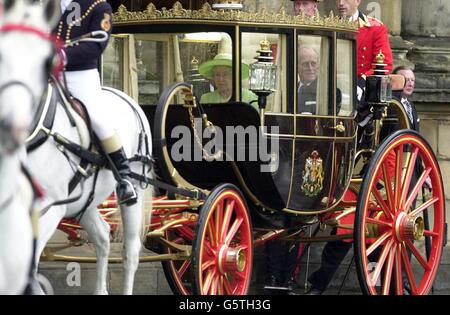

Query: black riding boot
[108,148,137,206]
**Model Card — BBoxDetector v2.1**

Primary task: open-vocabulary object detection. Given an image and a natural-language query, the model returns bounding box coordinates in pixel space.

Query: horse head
[0,0,60,155]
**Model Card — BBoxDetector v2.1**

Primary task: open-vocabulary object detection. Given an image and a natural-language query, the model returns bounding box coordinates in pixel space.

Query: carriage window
[297,35,330,115]
[337,39,355,116]
[103,35,124,91]
[102,32,233,105]
[241,32,286,113]
[133,32,230,105]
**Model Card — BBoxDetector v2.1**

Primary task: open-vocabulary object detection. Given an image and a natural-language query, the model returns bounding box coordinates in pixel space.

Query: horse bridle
[0,24,62,211]
[0,24,63,148]
[0,23,63,103]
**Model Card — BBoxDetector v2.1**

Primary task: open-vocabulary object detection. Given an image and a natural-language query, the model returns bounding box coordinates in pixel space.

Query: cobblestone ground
[38,230,450,295]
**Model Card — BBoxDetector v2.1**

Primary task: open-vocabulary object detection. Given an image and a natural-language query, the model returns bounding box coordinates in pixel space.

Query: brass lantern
[249,39,278,110]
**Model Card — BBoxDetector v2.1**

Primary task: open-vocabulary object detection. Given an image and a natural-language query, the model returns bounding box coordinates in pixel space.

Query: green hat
[199,53,250,80]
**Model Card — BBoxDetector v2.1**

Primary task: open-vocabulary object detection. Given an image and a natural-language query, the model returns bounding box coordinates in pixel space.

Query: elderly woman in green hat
[199,53,257,105]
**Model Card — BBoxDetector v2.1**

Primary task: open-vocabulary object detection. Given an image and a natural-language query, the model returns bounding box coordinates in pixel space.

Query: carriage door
[287,32,356,213]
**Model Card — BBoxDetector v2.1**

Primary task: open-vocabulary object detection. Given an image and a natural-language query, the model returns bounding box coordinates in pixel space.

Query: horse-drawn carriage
[40,2,446,295]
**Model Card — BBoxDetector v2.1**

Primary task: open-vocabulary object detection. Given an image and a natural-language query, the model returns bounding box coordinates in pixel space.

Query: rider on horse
[55,0,137,206]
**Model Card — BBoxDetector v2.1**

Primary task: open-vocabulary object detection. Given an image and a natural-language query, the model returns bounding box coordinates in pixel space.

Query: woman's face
[212,66,233,95]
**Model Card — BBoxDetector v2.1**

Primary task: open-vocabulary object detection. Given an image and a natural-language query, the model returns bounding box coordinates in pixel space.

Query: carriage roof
[112,3,358,33]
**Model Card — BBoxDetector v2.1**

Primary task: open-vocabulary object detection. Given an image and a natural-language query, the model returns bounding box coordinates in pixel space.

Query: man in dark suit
[297,46,341,115]
[298,47,319,114]
[384,66,419,132]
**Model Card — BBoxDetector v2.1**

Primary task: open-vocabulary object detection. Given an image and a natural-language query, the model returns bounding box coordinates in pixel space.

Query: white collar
[349,10,359,22]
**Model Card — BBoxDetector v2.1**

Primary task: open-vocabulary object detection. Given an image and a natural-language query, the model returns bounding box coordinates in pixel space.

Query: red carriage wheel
[161,226,196,295]
[355,130,445,295]
[193,184,253,295]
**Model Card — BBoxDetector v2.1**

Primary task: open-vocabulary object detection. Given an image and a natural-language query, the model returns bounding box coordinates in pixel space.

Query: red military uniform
[357,12,393,77]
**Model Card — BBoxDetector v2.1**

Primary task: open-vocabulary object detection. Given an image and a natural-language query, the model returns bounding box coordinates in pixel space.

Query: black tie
[403,99,414,125]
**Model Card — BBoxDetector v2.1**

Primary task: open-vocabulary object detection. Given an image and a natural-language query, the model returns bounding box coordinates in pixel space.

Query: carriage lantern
[365,51,392,104]
[249,39,278,110]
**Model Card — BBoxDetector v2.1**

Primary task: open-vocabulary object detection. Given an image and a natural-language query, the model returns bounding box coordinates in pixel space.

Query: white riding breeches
[65,69,115,140]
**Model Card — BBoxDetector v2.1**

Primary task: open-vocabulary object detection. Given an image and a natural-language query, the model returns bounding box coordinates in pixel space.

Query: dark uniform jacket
[54,0,113,72]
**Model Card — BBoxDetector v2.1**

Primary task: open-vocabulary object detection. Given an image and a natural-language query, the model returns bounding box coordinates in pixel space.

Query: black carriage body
[106,7,358,214]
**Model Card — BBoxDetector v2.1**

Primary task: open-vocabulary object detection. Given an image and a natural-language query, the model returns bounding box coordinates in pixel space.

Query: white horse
[2,0,153,295]
[0,0,55,294]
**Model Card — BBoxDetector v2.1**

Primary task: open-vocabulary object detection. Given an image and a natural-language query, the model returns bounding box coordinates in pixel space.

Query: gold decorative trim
[113,2,357,31]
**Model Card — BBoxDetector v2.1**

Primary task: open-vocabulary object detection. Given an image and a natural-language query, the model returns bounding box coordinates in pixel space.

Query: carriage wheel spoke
[220,200,235,244]
[382,163,394,210]
[204,241,215,257]
[394,145,404,210]
[236,244,248,251]
[207,222,216,248]
[424,230,439,237]
[400,147,419,209]
[381,243,396,295]
[410,197,439,217]
[372,185,393,220]
[210,273,220,295]
[401,243,418,294]
[217,274,224,295]
[225,218,243,246]
[201,257,216,272]
[370,238,394,287]
[202,269,216,294]
[394,244,403,295]
[404,167,432,211]
[215,200,224,247]
[405,240,430,271]
[366,217,392,228]
[366,231,391,257]
[178,259,191,278]
[223,275,233,295]
[235,271,246,280]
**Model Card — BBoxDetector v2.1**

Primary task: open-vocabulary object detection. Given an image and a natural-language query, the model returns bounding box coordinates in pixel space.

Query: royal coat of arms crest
[301,150,324,197]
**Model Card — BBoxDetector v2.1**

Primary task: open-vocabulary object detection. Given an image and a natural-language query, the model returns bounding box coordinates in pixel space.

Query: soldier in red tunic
[336,0,393,77]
